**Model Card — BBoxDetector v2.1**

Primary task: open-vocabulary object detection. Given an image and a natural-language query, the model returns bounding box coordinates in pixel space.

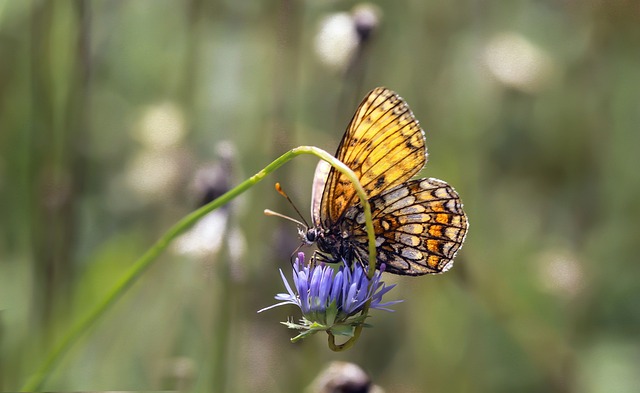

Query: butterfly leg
[311,250,326,267]
[288,242,306,267]
[312,250,343,267]
[352,251,370,272]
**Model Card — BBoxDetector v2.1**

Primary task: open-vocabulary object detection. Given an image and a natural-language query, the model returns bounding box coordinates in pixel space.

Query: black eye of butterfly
[305,229,317,243]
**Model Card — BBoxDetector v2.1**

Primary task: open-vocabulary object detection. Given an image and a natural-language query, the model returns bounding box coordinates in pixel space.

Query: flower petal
[330,269,343,303]
[318,265,334,307]
[278,268,297,300]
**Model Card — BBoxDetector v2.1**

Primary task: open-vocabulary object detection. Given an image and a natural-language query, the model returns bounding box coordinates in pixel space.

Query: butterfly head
[299,226,342,262]
[300,227,319,245]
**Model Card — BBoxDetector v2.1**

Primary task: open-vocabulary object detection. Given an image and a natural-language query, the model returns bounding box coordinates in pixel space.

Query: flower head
[259,252,402,342]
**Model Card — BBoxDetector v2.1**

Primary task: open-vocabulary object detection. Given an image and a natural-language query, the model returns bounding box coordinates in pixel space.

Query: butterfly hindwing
[319,88,427,226]
[344,178,468,276]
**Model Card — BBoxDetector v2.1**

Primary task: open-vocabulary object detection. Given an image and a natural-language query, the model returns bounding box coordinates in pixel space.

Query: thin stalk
[293,146,377,272]
[21,146,377,389]
[294,147,378,352]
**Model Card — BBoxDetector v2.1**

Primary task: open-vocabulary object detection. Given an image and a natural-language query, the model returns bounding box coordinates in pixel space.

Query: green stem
[292,146,377,271]
[294,147,377,353]
[20,146,377,390]
[327,330,359,351]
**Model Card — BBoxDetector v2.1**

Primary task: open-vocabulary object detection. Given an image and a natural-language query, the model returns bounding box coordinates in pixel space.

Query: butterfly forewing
[345,178,468,276]
[319,88,427,226]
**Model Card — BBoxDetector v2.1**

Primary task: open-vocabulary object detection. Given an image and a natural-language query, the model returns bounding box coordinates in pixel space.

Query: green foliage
[1,1,639,392]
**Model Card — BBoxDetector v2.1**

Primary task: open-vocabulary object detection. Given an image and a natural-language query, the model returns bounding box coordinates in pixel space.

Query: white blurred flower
[314,12,359,72]
[483,33,555,93]
[125,149,183,201]
[352,3,381,43]
[314,4,382,73]
[124,102,191,202]
[173,142,247,276]
[536,249,584,298]
[174,210,228,257]
[174,211,246,280]
[136,102,186,150]
[308,361,385,393]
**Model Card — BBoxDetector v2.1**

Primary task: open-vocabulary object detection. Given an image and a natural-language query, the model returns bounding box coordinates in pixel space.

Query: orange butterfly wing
[344,178,469,275]
[310,87,468,276]
[317,87,428,227]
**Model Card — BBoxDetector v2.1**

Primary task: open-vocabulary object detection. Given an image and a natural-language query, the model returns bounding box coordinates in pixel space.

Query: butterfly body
[302,214,351,262]
[314,229,354,264]
[308,87,468,276]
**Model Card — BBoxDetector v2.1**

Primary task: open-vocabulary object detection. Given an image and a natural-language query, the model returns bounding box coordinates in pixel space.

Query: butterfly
[304,87,468,276]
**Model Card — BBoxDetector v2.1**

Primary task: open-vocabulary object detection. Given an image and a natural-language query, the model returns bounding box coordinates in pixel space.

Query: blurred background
[1,1,640,392]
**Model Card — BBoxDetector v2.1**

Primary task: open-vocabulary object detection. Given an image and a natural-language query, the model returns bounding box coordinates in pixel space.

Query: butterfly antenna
[274,183,310,228]
[263,209,306,227]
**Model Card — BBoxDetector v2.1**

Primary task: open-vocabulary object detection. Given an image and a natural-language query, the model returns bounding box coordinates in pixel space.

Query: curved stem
[21,146,378,390]
[291,146,377,271]
[326,325,364,351]
[292,147,377,353]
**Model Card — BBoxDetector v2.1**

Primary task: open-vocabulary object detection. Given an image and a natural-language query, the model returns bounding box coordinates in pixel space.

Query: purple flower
[259,252,402,341]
